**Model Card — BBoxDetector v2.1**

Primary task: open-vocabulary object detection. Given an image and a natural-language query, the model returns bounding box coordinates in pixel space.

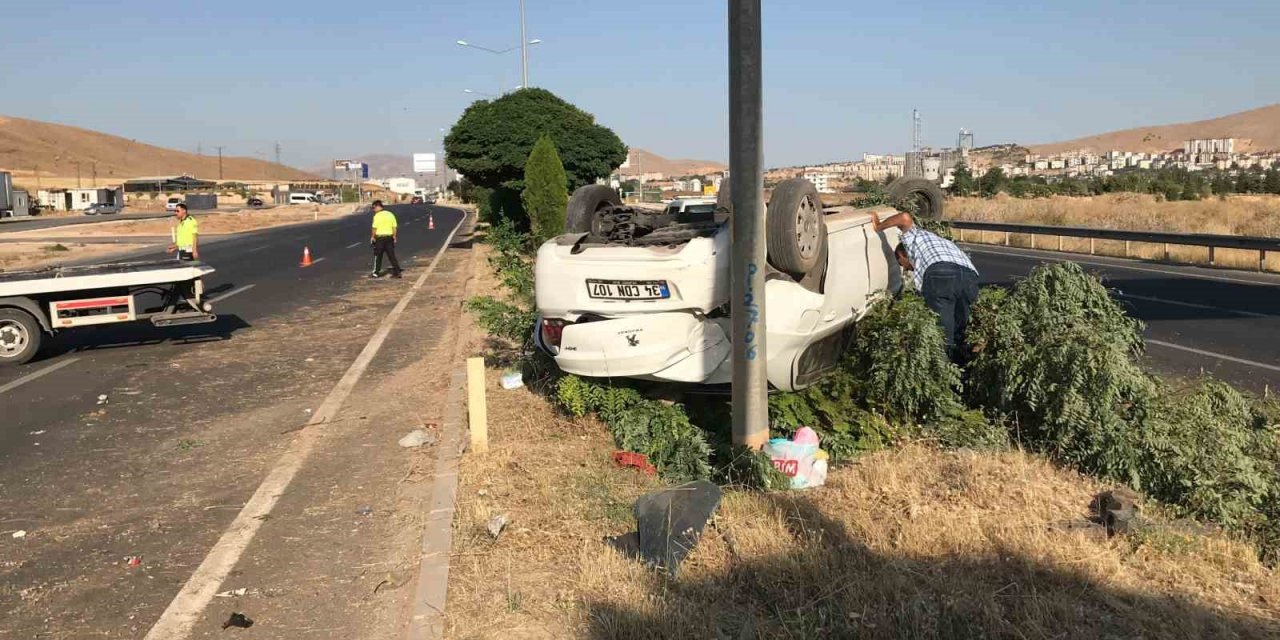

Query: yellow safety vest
[174,217,198,249]
[372,210,398,237]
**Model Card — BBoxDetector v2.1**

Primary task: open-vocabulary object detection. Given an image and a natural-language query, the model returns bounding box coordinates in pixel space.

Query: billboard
[413,153,438,173]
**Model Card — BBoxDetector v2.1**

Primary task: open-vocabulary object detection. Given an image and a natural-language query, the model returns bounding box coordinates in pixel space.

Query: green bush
[555,376,713,482]
[966,263,1154,484]
[965,261,1280,562]
[522,135,569,243]
[464,219,536,343]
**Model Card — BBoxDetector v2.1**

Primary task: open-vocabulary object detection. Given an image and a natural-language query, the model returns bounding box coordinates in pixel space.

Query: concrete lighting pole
[728,0,768,449]
[520,0,529,88]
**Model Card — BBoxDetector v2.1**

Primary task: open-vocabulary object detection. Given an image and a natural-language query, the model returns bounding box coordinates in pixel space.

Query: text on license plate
[586,279,670,300]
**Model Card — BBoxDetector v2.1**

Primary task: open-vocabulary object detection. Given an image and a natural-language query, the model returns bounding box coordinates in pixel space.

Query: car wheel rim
[0,320,28,357]
[794,195,820,259]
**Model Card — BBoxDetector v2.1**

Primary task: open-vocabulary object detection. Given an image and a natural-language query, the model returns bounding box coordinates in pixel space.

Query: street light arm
[456,41,519,54]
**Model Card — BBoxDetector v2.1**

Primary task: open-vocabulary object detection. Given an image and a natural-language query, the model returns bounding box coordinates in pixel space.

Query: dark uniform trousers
[372,236,401,275]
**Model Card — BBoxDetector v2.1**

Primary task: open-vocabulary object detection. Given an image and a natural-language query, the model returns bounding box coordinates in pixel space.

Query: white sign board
[413,153,438,173]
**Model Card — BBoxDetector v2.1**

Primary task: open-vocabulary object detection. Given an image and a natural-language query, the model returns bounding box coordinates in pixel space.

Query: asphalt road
[0,203,462,450]
[966,243,1280,394]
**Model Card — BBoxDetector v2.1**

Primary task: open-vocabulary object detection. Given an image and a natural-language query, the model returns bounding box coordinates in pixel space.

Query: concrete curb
[407,207,477,640]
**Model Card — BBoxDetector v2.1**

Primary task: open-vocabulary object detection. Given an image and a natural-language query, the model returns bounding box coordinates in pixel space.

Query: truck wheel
[566,185,622,234]
[886,177,944,219]
[766,178,828,278]
[0,308,42,366]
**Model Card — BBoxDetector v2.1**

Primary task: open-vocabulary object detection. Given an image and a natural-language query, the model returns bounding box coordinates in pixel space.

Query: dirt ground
[443,247,1280,639]
[6,203,359,240]
[0,242,150,272]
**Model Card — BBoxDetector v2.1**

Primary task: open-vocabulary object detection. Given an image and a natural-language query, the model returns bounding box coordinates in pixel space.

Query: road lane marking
[0,357,80,396]
[143,212,467,640]
[208,284,256,304]
[345,242,362,249]
[309,257,327,265]
[964,245,1280,288]
[1118,293,1271,319]
[246,245,270,253]
[1146,339,1280,373]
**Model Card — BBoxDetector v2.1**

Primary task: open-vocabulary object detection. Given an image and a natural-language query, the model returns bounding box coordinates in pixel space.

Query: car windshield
[683,204,716,214]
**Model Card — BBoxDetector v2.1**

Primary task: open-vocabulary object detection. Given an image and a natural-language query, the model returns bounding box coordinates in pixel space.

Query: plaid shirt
[899,227,978,290]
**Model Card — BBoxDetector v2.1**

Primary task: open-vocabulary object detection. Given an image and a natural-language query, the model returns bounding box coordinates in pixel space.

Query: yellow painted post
[467,357,488,454]
[1058,236,1063,252]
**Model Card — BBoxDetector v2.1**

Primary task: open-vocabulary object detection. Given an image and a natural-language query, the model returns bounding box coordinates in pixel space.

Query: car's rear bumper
[537,312,732,384]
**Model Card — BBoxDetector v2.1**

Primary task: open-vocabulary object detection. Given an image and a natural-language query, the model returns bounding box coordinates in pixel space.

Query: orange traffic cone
[428,215,435,230]
[300,246,313,267]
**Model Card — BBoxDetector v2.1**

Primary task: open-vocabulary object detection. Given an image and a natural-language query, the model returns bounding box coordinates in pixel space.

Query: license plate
[586,279,670,300]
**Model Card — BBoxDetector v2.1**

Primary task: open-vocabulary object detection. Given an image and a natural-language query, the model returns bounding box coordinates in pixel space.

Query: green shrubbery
[966,262,1280,562]
[465,220,536,344]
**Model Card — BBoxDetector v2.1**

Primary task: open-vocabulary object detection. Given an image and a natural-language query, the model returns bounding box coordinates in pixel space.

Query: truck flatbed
[0,260,215,297]
[0,259,218,365]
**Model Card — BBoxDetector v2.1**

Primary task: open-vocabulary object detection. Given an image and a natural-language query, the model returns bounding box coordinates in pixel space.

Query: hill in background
[618,148,725,178]
[1030,104,1280,155]
[0,115,317,185]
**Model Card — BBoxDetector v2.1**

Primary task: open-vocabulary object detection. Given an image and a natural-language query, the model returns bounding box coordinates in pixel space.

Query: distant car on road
[410,196,423,204]
[289,193,318,205]
[247,197,265,208]
[165,197,183,212]
[84,203,120,215]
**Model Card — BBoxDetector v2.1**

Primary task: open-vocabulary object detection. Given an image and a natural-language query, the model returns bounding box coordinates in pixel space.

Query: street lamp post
[456,35,541,87]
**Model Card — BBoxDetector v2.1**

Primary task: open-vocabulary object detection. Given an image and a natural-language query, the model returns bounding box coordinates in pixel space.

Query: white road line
[345,242,362,249]
[208,284,256,304]
[1146,339,1280,373]
[964,245,1280,288]
[1118,292,1271,319]
[143,213,467,640]
[0,357,80,396]
[308,257,327,265]
[246,245,271,253]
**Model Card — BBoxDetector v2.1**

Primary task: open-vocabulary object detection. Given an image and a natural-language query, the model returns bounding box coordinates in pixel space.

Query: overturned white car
[533,177,942,391]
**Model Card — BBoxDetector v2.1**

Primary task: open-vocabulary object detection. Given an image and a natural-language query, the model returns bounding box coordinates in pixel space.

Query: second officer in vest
[369,200,402,279]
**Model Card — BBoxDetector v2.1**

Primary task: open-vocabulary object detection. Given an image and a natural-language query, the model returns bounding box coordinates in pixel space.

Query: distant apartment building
[803,172,835,193]
[1185,138,1235,155]
[378,177,417,195]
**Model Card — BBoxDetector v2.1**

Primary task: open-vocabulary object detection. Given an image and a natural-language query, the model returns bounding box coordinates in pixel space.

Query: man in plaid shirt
[872,210,979,361]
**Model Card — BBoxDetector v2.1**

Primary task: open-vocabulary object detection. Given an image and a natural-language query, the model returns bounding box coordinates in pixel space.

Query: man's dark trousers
[920,262,979,362]
[372,236,401,276]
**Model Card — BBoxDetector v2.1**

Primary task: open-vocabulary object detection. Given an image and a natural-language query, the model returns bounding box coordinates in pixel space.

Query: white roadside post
[728,0,768,450]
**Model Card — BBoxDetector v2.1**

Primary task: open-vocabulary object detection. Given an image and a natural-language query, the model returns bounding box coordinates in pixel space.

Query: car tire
[886,177,944,219]
[566,185,622,234]
[0,308,42,366]
[766,178,828,278]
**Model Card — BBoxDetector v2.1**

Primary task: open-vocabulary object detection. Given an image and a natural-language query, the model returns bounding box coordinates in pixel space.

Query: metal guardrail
[948,220,1280,271]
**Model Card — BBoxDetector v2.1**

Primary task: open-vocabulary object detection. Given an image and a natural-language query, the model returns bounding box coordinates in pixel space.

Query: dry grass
[0,242,148,272]
[950,194,1280,272]
[445,245,1280,640]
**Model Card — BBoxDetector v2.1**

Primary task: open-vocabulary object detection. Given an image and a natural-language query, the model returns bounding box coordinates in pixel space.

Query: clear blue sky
[1,0,1276,169]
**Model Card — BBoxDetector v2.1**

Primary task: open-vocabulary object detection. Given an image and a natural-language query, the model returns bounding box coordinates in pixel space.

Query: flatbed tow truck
[0,259,218,366]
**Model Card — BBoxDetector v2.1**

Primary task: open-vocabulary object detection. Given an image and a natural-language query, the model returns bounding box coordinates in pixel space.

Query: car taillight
[541,318,566,350]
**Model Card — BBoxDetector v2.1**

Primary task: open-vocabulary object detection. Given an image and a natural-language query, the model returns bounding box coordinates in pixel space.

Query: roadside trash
[606,480,722,577]
[97,394,109,405]
[29,430,45,435]
[222,612,254,629]
[305,357,315,362]
[612,451,657,475]
[356,506,373,517]
[500,371,524,390]
[215,588,250,598]
[487,513,509,540]
[398,429,435,448]
[12,530,27,539]
[125,556,142,567]
[764,427,828,489]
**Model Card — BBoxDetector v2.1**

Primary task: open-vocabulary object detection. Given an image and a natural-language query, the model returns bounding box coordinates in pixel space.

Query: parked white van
[289,192,318,204]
